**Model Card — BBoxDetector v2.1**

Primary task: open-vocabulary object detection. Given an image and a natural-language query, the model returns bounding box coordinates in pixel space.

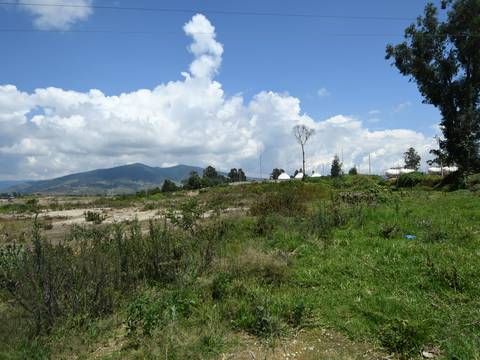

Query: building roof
[278,172,291,180]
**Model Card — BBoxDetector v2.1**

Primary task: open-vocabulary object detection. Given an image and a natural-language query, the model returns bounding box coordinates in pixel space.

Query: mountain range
[5,163,206,195]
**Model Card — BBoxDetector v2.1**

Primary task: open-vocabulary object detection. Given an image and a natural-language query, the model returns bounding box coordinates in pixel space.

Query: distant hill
[0,180,28,192]
[6,163,205,195]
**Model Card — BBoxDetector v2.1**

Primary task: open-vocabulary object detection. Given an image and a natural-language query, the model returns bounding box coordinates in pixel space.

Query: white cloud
[368,109,381,115]
[183,14,223,79]
[394,101,412,112]
[0,14,435,179]
[317,87,330,97]
[18,0,93,30]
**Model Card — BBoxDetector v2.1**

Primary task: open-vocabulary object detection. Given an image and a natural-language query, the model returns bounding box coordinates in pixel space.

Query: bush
[396,172,425,188]
[232,293,285,338]
[84,210,106,224]
[250,188,306,218]
[126,289,197,337]
[0,216,227,335]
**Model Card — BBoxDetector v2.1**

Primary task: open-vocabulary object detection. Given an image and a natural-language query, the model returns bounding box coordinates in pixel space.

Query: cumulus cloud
[18,0,93,30]
[183,14,223,78]
[0,14,435,180]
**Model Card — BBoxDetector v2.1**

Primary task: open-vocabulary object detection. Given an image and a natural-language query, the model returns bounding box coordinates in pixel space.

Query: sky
[0,0,446,180]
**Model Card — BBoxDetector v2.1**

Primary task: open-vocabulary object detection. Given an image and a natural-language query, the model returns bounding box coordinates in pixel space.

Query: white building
[278,172,291,180]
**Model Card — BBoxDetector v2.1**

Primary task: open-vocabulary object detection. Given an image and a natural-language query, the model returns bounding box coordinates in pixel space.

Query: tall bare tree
[293,124,315,178]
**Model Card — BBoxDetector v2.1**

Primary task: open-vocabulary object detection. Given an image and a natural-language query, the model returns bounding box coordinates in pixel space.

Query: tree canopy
[227,168,246,182]
[386,0,480,173]
[331,156,342,177]
[404,147,421,170]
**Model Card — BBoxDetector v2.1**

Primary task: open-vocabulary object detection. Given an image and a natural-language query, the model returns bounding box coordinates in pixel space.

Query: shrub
[84,210,106,224]
[396,172,424,188]
[126,289,197,337]
[211,272,232,301]
[0,217,226,335]
[250,188,306,218]
[232,293,285,338]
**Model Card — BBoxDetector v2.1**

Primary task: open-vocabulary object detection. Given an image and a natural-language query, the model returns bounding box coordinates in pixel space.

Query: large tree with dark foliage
[227,168,239,182]
[161,179,178,193]
[270,168,285,180]
[404,147,421,170]
[331,155,342,177]
[227,168,247,182]
[386,0,480,173]
[203,166,218,179]
[238,168,247,182]
[183,171,203,190]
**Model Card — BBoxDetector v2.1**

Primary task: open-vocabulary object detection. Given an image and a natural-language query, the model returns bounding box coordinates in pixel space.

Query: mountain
[6,163,205,195]
[0,180,28,192]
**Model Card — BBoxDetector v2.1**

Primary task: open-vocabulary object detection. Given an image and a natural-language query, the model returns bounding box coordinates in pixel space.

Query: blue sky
[0,1,444,179]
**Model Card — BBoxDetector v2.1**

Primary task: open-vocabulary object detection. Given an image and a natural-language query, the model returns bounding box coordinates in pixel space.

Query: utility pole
[259,153,262,180]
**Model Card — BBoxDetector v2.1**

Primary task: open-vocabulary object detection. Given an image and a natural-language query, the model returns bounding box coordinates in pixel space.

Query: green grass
[1,177,479,359]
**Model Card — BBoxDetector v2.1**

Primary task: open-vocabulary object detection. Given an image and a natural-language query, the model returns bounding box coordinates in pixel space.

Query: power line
[0,28,408,37]
[0,1,416,21]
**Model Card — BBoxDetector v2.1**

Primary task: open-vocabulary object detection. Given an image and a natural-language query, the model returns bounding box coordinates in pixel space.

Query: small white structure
[311,172,321,178]
[385,168,416,178]
[428,166,443,175]
[294,172,304,180]
[385,168,402,178]
[428,166,458,175]
[278,172,291,180]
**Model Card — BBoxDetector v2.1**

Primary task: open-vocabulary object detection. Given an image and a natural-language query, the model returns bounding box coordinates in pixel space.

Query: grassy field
[0,175,479,359]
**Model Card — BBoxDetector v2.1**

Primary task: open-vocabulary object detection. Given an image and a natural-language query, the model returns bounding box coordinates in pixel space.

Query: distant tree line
[132,166,248,196]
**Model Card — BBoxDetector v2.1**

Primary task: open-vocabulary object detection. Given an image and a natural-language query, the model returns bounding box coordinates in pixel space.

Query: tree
[228,168,239,182]
[404,147,421,170]
[293,124,315,179]
[238,168,247,182]
[203,166,218,179]
[386,0,480,173]
[161,179,178,193]
[270,168,285,180]
[427,148,450,167]
[293,169,302,177]
[348,166,358,175]
[183,171,203,190]
[331,155,342,177]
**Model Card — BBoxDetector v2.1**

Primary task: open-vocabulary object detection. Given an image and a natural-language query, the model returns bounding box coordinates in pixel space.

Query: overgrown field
[1,175,479,359]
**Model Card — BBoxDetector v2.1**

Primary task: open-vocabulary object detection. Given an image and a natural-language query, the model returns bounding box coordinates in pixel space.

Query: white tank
[385,168,401,178]
[278,172,291,180]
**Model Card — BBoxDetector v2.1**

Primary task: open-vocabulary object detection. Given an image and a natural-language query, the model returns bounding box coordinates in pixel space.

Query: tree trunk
[301,145,305,180]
